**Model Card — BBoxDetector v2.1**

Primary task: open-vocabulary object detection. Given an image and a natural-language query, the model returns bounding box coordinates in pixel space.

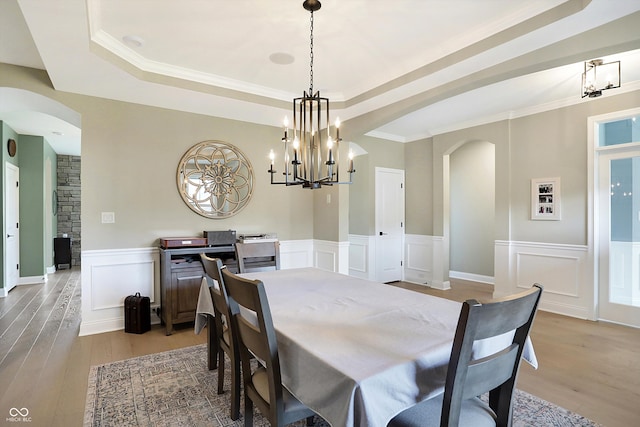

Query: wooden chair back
[199,253,241,420]
[222,267,315,426]
[235,241,280,273]
[443,284,543,426]
[389,284,542,427]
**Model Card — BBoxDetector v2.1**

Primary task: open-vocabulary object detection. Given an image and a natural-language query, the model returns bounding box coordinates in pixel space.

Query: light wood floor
[0,269,638,427]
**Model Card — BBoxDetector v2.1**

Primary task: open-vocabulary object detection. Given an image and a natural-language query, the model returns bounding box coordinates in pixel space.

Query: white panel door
[375,167,404,282]
[598,149,640,327]
[5,164,20,291]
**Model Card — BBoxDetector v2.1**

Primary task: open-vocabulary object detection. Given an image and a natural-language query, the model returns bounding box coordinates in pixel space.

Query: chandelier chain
[309,10,314,94]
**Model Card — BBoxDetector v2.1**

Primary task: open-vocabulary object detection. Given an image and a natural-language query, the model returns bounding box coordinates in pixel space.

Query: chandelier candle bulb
[327,137,334,165]
[348,149,355,173]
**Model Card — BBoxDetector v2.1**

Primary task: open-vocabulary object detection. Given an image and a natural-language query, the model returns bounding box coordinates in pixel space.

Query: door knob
[7,234,15,238]
[379,232,388,236]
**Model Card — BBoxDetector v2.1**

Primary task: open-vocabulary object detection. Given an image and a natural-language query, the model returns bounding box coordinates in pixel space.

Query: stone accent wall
[57,155,81,266]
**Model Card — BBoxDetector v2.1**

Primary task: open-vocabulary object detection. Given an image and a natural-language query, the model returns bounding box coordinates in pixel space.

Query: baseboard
[449,270,494,285]
[79,304,162,336]
[79,317,123,336]
[19,275,47,285]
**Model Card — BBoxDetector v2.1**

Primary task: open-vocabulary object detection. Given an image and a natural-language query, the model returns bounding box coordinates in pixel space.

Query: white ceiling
[1,0,640,156]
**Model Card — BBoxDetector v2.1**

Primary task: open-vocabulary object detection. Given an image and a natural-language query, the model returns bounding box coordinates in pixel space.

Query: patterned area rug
[84,344,600,427]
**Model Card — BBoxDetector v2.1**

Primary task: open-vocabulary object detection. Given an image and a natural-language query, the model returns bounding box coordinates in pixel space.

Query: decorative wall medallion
[177,140,254,218]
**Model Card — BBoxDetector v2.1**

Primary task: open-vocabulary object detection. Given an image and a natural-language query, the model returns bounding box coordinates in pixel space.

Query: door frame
[597,147,640,326]
[374,167,405,282]
[588,106,640,325]
[4,163,20,296]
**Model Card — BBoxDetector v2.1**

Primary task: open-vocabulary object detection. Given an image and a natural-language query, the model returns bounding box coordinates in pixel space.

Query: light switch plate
[101,212,115,223]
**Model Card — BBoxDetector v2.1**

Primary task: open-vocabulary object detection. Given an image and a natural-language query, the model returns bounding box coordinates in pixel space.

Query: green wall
[16,134,57,277]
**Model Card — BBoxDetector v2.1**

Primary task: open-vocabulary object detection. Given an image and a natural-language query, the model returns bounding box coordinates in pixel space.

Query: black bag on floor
[124,292,151,334]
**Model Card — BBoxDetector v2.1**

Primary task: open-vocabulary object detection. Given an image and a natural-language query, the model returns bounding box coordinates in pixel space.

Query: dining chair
[200,253,241,421]
[235,241,281,273]
[388,284,543,427]
[221,268,316,427]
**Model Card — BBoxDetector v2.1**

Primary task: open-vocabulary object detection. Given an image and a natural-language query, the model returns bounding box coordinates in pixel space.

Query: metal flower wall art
[177,140,254,218]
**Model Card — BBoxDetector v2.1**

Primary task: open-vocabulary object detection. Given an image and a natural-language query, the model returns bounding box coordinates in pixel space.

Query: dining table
[195,267,537,427]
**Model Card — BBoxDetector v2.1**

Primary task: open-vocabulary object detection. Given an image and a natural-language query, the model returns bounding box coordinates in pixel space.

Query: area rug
[84,344,600,427]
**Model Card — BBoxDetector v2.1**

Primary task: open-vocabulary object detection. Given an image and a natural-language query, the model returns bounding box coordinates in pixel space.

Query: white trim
[449,271,494,285]
[348,234,376,280]
[80,247,160,336]
[78,240,347,335]
[494,240,590,319]
[19,275,46,285]
[314,240,350,274]
[279,239,314,269]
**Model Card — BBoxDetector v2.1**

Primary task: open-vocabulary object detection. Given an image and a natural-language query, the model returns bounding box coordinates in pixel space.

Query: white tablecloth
[197,268,537,427]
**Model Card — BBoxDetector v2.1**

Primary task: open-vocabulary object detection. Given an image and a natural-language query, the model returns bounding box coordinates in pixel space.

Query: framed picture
[531,177,561,220]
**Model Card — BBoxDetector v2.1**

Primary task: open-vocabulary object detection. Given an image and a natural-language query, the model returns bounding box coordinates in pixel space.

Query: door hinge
[16,181,19,187]
[16,264,19,270]
[401,221,403,228]
[400,260,403,266]
[400,183,403,189]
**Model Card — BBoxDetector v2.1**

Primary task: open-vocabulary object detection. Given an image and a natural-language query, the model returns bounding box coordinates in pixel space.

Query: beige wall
[0,63,328,251]
[4,61,640,266]
[405,138,433,235]
[450,141,495,276]
[412,89,640,256]
[348,135,405,235]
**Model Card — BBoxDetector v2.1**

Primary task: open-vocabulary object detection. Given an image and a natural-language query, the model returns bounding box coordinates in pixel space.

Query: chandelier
[581,59,621,98]
[269,0,355,189]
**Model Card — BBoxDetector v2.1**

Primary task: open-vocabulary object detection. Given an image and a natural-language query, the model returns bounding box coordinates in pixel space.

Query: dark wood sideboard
[159,245,237,335]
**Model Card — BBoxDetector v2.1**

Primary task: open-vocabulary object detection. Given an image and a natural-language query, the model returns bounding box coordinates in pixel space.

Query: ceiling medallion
[177,140,254,218]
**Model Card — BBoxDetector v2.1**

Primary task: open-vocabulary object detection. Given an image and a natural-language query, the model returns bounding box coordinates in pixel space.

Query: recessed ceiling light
[122,35,145,48]
[52,131,64,136]
[269,52,295,65]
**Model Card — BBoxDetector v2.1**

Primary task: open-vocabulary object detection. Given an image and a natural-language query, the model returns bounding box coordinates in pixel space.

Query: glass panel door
[598,150,640,327]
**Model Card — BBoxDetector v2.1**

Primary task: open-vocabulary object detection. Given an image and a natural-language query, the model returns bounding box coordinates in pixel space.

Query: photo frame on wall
[531,177,561,220]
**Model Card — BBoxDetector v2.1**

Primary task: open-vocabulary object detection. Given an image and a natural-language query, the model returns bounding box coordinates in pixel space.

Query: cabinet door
[171,267,204,322]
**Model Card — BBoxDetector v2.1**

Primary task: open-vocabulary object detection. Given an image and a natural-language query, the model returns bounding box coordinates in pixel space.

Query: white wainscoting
[279,239,314,269]
[79,247,160,336]
[314,240,350,274]
[348,234,376,280]
[494,240,591,319]
[79,239,349,336]
[404,234,450,290]
[279,239,348,272]
[403,234,432,285]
